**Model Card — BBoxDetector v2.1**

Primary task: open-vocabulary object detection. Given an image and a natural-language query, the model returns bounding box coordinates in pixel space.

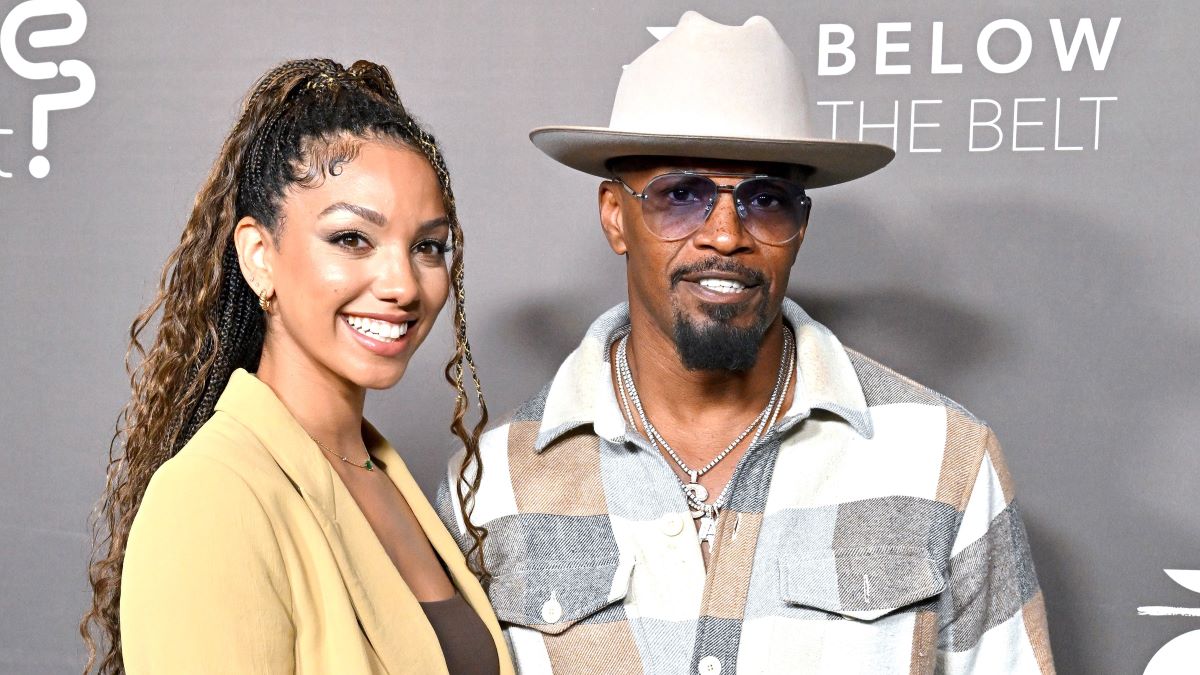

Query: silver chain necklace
[615,326,795,545]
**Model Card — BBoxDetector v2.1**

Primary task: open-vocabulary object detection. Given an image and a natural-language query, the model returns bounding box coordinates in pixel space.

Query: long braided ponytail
[81,58,491,674]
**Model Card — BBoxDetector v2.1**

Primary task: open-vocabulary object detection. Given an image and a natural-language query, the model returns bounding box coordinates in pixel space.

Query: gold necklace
[309,434,374,471]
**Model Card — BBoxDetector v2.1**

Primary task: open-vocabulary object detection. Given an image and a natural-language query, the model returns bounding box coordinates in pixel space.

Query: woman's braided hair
[80,59,490,674]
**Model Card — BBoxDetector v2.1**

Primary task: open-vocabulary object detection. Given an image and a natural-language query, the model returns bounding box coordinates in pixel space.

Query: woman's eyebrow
[417,216,451,233]
[317,201,387,227]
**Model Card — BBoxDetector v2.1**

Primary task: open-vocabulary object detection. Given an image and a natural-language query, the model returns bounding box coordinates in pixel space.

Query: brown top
[420,592,500,675]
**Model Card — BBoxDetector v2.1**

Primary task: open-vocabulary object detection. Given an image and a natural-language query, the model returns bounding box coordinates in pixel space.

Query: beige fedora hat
[530,11,894,188]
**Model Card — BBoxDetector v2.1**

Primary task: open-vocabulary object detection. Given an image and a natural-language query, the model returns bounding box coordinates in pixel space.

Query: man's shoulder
[842,346,986,426]
[508,380,556,426]
[478,380,556,449]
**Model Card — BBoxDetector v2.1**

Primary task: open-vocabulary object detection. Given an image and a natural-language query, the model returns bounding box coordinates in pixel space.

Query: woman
[80,59,508,674]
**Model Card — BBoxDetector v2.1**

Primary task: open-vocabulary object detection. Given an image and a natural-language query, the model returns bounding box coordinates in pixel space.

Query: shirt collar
[533,299,874,453]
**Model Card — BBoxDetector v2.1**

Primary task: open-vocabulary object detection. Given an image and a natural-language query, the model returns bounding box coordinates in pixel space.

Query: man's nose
[690,188,755,254]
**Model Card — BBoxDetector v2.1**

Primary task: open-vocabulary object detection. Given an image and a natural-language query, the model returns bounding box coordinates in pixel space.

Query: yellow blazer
[120,369,513,674]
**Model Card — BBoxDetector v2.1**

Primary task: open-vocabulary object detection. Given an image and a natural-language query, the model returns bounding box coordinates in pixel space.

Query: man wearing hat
[438,11,1053,674]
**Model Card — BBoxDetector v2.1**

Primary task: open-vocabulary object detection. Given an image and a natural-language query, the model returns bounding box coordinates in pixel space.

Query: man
[438,11,1054,674]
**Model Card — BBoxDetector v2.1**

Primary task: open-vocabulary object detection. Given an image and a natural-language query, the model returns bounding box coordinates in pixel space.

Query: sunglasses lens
[640,174,718,240]
[630,172,810,244]
[735,178,810,244]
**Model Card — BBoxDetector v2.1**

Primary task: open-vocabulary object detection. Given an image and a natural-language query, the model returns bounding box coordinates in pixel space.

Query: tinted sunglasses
[611,171,811,245]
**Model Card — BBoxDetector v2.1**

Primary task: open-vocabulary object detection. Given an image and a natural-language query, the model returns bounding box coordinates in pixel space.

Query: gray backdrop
[1,1,1196,673]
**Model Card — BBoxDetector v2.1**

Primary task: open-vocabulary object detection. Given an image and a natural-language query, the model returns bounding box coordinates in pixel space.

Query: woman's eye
[329,231,371,250]
[413,239,450,257]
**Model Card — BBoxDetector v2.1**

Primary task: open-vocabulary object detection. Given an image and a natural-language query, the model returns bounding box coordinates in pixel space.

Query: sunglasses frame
[610,170,811,245]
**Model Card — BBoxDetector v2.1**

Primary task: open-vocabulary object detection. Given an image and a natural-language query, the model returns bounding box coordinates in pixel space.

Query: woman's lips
[340,313,412,357]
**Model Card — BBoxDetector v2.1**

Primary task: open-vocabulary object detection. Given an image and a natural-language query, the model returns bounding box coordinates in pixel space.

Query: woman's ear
[598,181,628,255]
[233,216,275,297]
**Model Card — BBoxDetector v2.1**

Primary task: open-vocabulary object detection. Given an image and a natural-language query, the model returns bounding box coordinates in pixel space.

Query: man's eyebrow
[317,201,387,227]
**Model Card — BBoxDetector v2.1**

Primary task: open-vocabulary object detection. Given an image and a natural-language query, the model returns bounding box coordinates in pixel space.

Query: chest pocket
[779,548,946,621]
[488,555,635,634]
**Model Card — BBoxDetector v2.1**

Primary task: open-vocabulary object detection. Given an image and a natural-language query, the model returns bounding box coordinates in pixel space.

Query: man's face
[599,157,807,371]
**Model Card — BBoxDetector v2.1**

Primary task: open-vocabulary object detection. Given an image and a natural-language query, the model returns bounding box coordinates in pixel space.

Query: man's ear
[233,216,276,296]
[598,180,629,255]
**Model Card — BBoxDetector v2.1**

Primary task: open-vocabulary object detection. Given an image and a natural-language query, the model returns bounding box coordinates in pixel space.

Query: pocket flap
[488,556,635,635]
[779,550,945,621]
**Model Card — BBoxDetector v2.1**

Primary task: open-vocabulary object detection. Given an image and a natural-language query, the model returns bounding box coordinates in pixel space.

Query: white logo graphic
[1139,569,1200,674]
[647,26,673,41]
[1,0,95,179]
[646,18,1120,154]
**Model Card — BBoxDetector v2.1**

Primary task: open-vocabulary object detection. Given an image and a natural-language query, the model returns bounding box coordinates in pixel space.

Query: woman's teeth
[698,278,747,294]
[345,315,408,342]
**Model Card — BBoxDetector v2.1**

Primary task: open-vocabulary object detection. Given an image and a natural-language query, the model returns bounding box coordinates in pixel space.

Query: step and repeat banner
[1,1,1195,673]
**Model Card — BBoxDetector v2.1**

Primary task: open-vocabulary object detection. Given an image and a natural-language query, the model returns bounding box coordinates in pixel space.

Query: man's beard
[672,301,773,371]
[669,259,773,372]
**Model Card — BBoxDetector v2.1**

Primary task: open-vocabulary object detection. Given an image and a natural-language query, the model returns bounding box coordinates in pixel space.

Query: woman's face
[250,138,451,391]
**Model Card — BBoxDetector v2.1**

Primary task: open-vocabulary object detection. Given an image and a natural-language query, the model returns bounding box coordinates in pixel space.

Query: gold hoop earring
[258,289,273,312]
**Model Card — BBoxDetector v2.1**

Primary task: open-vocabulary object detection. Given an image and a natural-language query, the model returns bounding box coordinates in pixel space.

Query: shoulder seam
[845,347,986,425]
[956,423,991,513]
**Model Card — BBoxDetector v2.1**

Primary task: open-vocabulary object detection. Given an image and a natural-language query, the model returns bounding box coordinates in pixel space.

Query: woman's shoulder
[137,412,289,524]
[172,410,283,479]
[183,408,273,463]
[125,413,299,581]
[122,417,295,637]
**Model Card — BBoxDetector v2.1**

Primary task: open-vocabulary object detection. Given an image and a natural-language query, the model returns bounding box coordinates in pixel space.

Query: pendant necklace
[309,434,375,471]
[615,326,795,547]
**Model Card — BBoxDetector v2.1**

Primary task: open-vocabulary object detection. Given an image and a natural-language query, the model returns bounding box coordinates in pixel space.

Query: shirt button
[698,655,721,674]
[661,513,685,536]
[541,593,563,623]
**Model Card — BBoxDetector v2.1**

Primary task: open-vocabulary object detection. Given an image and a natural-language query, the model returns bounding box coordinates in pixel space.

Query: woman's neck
[255,342,367,451]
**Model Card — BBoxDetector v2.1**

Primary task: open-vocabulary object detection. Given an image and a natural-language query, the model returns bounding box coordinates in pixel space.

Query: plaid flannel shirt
[437,300,1054,674]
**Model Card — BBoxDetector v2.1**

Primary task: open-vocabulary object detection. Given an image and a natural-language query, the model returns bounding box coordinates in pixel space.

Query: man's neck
[619,311,792,449]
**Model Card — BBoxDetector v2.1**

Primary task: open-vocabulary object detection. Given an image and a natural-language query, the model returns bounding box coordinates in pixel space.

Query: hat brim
[530,126,895,189]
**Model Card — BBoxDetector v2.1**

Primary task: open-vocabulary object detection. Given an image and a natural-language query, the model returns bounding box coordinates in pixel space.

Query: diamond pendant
[698,514,717,546]
[683,481,709,503]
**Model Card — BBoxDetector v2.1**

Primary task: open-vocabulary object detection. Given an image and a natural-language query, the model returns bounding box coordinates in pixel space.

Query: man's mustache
[669,257,767,289]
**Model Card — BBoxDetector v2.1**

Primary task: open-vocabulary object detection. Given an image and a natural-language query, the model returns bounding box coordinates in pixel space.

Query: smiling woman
[79,59,510,675]
[238,142,453,387]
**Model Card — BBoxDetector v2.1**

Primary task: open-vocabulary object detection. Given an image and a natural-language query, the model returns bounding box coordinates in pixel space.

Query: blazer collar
[215,369,344,519]
[213,369,513,673]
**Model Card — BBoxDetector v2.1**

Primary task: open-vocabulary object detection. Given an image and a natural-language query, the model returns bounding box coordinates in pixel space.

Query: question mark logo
[1,0,94,179]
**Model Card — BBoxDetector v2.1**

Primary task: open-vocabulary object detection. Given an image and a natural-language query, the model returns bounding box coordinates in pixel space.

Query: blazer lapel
[367,422,513,667]
[370,434,513,672]
[325,465,447,674]
[214,370,447,675]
